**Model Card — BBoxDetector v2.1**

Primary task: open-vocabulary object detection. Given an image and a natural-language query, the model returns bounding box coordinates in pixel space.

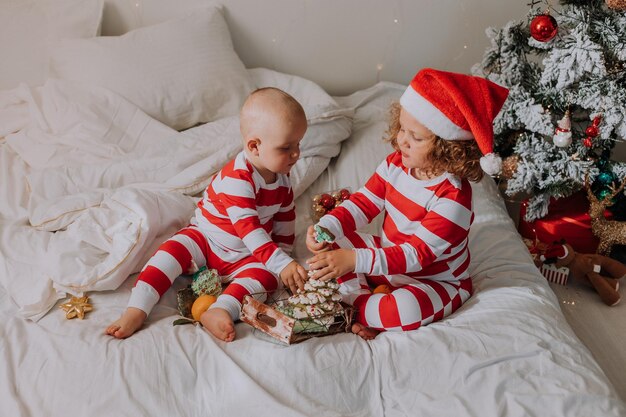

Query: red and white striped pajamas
[128,152,295,320]
[317,151,474,331]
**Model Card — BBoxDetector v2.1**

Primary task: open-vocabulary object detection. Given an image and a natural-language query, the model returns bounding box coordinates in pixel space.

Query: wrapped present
[539,264,570,286]
[518,190,612,254]
[241,279,353,345]
[523,239,569,285]
[310,188,351,222]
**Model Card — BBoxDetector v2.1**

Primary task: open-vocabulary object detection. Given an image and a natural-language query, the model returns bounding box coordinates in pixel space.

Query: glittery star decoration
[59,295,93,319]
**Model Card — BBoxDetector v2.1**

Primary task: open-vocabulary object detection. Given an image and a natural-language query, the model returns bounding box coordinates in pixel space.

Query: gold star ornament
[59,295,93,319]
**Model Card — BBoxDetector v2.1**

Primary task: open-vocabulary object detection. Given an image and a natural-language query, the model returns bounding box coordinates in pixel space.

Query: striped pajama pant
[335,232,473,332]
[127,225,281,320]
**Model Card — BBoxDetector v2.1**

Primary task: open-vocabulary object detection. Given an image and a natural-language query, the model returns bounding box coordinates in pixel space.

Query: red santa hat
[399,68,509,175]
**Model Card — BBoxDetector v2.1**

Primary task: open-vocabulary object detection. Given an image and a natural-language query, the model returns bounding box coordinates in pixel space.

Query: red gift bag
[518,191,610,254]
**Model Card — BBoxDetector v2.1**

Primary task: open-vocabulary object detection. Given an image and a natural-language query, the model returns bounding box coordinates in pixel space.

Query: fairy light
[376,64,384,82]
[128,0,143,28]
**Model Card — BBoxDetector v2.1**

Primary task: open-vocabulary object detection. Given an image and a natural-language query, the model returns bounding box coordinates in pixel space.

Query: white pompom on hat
[399,68,509,176]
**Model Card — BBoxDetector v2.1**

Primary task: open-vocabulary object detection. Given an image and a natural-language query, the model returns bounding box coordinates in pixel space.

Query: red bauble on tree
[585,125,599,138]
[530,12,558,42]
[593,115,602,126]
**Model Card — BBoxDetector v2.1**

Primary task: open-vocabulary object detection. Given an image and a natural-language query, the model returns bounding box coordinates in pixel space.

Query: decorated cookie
[314,224,335,243]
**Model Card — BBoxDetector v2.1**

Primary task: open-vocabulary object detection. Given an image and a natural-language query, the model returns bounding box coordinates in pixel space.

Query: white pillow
[48,6,255,131]
[0,0,103,91]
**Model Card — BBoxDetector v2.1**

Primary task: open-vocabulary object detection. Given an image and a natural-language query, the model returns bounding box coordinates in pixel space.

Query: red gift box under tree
[518,190,612,254]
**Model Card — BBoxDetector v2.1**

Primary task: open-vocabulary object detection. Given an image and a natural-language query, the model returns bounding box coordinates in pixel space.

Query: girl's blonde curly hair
[384,102,484,182]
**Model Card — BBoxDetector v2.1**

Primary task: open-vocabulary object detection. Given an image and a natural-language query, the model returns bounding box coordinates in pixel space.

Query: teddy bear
[540,241,626,306]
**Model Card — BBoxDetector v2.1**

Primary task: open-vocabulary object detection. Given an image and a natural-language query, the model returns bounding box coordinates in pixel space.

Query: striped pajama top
[318,151,474,281]
[193,151,295,276]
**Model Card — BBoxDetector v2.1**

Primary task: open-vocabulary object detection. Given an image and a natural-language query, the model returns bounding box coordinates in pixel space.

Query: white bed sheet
[1,82,625,417]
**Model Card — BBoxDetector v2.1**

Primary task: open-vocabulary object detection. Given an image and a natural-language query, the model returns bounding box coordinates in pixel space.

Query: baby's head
[389,68,509,180]
[240,87,307,177]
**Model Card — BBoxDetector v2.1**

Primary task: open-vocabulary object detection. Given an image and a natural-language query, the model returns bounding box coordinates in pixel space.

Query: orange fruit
[191,294,217,321]
[373,284,392,294]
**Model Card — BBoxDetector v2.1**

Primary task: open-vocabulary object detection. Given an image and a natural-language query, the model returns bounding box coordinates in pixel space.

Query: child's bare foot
[200,308,236,342]
[351,322,380,340]
[105,307,147,339]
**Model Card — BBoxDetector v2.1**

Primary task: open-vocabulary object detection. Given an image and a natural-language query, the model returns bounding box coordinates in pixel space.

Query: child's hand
[279,260,307,294]
[306,225,330,254]
[306,249,355,281]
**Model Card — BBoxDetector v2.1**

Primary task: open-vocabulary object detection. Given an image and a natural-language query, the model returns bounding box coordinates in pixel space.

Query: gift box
[518,190,611,254]
[538,264,570,285]
[523,239,570,286]
[241,288,354,345]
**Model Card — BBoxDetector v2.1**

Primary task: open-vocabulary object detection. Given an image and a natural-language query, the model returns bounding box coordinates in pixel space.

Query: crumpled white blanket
[0,72,352,320]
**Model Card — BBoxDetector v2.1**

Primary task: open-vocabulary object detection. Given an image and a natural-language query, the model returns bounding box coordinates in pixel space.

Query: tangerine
[191,294,217,321]
[373,284,392,294]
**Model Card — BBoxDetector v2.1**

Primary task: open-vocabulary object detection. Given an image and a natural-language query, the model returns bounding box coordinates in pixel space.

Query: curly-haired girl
[306,68,509,339]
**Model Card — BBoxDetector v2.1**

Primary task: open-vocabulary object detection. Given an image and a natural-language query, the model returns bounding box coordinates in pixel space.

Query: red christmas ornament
[585,125,599,138]
[319,194,336,210]
[593,115,602,126]
[530,13,558,42]
[339,188,351,201]
[583,137,593,148]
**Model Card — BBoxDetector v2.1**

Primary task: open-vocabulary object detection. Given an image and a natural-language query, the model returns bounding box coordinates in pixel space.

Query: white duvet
[0,68,353,320]
[0,79,624,417]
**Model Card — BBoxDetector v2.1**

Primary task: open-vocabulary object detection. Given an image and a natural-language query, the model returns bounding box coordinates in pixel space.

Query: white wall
[102,0,530,95]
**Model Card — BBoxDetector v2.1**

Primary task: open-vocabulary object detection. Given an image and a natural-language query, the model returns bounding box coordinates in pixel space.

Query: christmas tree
[473,0,626,221]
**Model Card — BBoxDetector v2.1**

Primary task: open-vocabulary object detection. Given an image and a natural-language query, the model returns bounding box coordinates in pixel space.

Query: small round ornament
[313,205,327,217]
[597,171,615,186]
[593,115,603,126]
[585,125,599,138]
[339,188,351,201]
[319,194,335,210]
[530,12,558,42]
[597,188,612,201]
[583,137,593,148]
[312,194,322,204]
